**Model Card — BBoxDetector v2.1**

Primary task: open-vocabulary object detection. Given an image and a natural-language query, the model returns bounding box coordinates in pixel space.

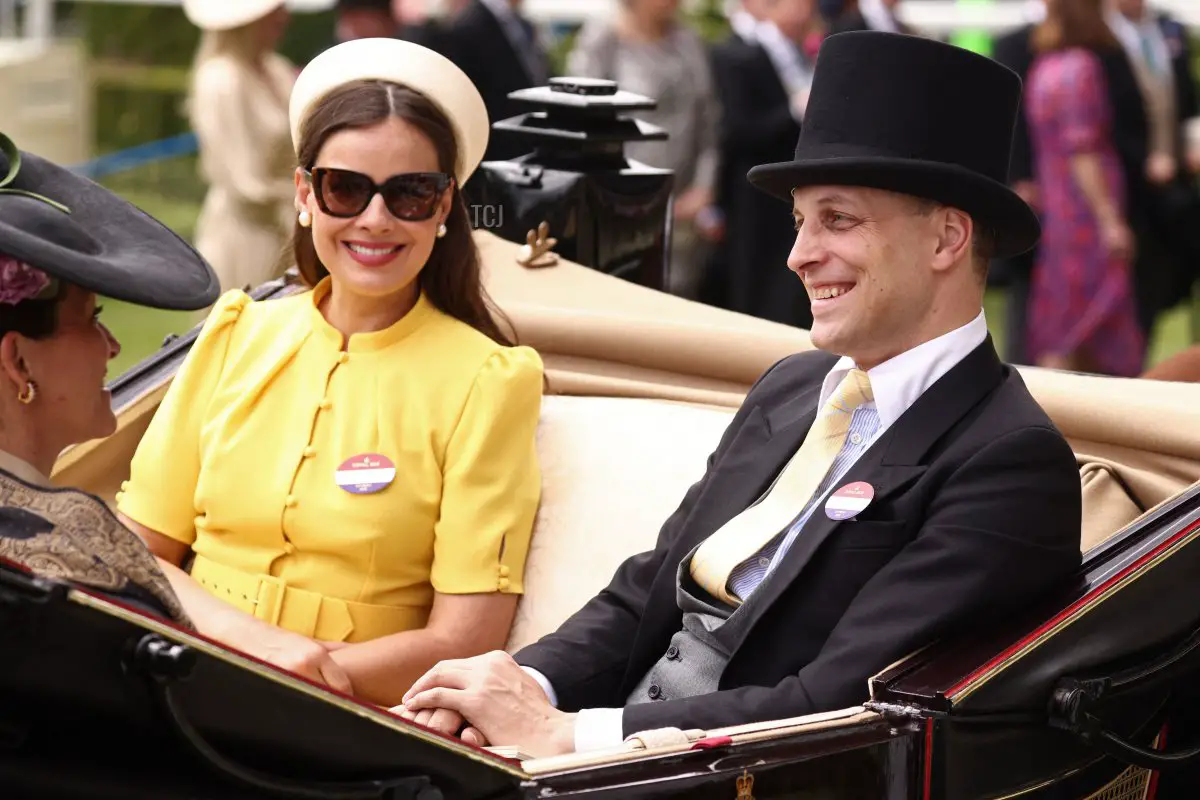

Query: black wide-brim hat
[748,31,1040,259]
[0,133,219,310]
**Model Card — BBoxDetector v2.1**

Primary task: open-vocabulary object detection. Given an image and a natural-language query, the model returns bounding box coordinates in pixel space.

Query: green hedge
[76,4,338,153]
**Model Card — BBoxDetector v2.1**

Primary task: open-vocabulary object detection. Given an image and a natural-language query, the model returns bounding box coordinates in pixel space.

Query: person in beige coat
[183,0,297,293]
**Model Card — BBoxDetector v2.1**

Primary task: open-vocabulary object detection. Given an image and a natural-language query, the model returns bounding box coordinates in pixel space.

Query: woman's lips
[344,241,404,267]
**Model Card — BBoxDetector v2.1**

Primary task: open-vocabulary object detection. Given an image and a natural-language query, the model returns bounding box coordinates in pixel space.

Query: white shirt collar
[479,0,516,23]
[0,449,50,487]
[817,310,989,432]
[755,20,814,96]
[859,0,900,32]
[730,9,760,42]
[1107,9,1172,77]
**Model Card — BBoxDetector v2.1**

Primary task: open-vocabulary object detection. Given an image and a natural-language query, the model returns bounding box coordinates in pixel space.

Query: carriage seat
[504,394,1142,653]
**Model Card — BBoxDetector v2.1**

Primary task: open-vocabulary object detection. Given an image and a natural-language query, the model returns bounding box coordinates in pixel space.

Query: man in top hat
[398,31,1083,757]
[434,0,551,163]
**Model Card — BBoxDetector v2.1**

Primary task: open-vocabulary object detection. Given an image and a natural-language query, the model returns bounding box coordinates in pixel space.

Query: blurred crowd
[183,0,1200,378]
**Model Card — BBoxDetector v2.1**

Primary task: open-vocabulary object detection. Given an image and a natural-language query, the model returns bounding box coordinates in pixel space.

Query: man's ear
[931,207,973,273]
[0,333,33,392]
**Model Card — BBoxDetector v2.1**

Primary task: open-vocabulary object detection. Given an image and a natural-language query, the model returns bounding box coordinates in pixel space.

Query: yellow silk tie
[690,368,875,606]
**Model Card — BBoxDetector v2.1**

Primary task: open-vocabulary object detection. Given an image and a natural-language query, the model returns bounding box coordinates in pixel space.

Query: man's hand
[396,651,577,758]
[673,186,713,222]
[1186,146,1200,176]
[1147,151,1177,185]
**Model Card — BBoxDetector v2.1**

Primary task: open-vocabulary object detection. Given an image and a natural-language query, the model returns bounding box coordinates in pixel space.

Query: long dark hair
[1033,0,1121,53]
[292,79,515,347]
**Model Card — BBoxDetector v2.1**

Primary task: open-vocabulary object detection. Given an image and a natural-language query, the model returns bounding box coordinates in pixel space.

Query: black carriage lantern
[467,77,674,291]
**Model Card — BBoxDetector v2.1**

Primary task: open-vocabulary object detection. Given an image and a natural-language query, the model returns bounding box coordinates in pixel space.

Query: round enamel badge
[335,453,396,495]
[825,481,874,521]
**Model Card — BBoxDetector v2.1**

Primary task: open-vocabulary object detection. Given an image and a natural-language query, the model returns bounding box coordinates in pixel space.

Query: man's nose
[786,223,823,275]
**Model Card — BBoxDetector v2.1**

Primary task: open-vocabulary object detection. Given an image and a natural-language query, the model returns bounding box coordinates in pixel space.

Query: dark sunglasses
[305,167,452,221]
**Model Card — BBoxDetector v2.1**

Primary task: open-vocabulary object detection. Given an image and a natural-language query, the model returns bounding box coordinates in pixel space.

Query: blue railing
[70,132,200,180]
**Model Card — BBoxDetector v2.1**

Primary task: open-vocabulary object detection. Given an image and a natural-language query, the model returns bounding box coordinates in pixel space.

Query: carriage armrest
[521,706,878,775]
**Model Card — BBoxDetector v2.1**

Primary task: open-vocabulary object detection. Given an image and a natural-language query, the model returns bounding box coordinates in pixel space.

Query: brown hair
[1032,0,1121,53]
[292,79,515,347]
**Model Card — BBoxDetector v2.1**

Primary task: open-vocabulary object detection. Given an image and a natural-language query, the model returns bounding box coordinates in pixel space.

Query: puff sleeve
[1053,50,1107,155]
[430,346,544,596]
[115,290,249,545]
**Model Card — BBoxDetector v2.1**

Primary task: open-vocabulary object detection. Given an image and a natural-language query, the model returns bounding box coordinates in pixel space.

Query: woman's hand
[221,616,354,695]
[1100,215,1135,263]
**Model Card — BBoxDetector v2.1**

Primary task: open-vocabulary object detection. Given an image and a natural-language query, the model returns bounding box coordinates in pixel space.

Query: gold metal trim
[516,221,559,268]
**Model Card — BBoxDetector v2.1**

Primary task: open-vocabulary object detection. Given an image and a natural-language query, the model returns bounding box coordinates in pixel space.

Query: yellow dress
[116,279,543,643]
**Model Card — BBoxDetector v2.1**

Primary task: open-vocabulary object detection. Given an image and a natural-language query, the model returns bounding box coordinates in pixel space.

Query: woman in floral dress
[1024,0,1145,376]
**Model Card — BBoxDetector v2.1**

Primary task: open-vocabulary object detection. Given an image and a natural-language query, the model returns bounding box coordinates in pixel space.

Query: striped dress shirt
[727,406,882,600]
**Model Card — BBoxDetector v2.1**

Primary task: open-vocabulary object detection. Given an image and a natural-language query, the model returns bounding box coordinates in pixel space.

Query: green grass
[102,299,203,377]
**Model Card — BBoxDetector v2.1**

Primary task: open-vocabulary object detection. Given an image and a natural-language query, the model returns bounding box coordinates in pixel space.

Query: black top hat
[747,31,1040,259]
[0,133,219,311]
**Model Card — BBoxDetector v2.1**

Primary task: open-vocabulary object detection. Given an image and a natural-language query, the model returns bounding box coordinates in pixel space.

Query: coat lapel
[725,339,1007,650]
[676,378,825,559]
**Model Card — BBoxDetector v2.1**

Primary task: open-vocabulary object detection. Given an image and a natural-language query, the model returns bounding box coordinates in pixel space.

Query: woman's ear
[0,332,33,393]
[440,179,456,223]
[294,167,313,215]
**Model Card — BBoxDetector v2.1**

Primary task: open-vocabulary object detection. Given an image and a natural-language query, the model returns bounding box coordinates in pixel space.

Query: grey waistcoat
[626,540,773,707]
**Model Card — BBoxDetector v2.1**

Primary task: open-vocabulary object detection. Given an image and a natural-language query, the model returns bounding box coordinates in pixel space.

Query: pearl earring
[298,209,312,228]
[436,222,447,239]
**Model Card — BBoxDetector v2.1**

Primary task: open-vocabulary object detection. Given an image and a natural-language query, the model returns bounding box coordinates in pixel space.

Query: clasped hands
[390,651,577,759]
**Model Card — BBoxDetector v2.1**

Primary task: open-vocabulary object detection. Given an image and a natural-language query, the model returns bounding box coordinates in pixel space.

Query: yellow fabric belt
[190,555,427,643]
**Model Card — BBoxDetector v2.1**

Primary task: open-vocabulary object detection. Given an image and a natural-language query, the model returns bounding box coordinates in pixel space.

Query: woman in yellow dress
[117,39,544,707]
[183,0,297,292]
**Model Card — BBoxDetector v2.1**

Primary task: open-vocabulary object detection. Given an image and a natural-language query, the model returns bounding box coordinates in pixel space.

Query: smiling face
[789,185,979,368]
[1,283,122,448]
[295,115,453,307]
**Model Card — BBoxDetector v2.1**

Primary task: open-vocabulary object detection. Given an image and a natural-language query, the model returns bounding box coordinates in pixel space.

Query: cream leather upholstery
[505,396,731,653]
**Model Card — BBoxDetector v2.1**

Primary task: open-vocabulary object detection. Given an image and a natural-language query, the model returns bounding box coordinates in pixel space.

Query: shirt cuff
[520,666,559,708]
[574,707,626,753]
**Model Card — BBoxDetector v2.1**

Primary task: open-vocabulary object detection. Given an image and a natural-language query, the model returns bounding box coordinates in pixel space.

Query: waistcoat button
[666,646,680,661]
[648,684,662,700]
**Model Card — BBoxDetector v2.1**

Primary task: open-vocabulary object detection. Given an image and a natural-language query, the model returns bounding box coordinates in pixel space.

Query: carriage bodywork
[2,230,1198,800]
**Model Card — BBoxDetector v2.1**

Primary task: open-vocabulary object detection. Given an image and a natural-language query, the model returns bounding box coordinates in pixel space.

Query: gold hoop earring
[298,210,313,228]
[436,222,447,239]
[17,381,36,405]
